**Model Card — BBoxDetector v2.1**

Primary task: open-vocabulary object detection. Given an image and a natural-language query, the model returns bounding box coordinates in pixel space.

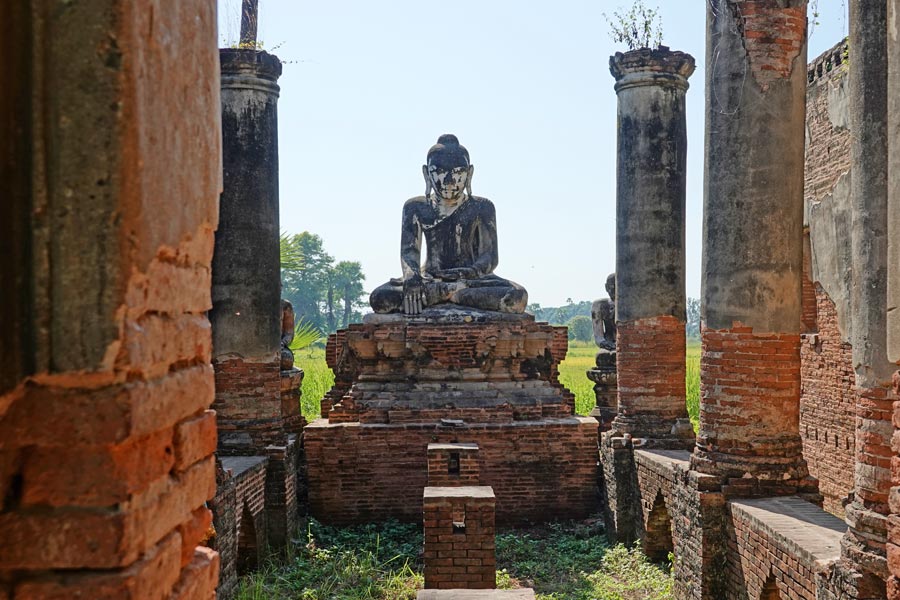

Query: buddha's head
[423,134,474,202]
[605,273,616,299]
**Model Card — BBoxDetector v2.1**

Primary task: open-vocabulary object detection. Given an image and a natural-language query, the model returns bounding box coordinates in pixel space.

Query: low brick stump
[280,367,305,435]
[424,486,496,590]
[417,591,535,599]
[306,309,598,524]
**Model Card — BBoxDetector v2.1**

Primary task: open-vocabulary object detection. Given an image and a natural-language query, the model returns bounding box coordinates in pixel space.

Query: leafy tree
[566,315,594,343]
[281,232,334,332]
[331,261,366,328]
[280,232,368,334]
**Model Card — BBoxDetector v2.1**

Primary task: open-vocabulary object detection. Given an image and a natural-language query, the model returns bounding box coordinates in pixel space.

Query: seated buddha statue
[369,134,528,315]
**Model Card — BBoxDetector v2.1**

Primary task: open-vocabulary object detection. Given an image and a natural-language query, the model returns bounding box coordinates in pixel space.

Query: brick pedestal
[424,486,496,590]
[305,309,598,524]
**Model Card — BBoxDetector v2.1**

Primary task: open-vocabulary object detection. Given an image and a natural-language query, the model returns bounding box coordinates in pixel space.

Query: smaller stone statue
[587,273,618,429]
[280,299,295,371]
[592,273,617,367]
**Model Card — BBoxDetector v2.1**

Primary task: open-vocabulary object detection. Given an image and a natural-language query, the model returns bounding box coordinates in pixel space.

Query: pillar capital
[609,46,695,93]
[220,48,282,94]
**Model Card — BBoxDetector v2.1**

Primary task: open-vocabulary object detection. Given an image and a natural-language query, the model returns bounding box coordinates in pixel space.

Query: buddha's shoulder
[403,196,429,208]
[466,196,496,211]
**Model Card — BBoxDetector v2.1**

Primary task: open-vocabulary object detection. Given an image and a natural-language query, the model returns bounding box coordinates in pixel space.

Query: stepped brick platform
[305,308,599,524]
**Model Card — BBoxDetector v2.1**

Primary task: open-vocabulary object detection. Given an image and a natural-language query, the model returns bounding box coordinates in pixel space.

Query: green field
[297,339,701,430]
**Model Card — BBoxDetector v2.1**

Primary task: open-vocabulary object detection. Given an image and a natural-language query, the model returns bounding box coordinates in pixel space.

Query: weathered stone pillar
[842,0,894,583]
[887,2,900,597]
[609,46,695,448]
[890,0,900,370]
[691,0,813,492]
[211,49,285,453]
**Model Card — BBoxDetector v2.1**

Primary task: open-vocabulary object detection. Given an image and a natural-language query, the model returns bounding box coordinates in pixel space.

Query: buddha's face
[426,163,472,202]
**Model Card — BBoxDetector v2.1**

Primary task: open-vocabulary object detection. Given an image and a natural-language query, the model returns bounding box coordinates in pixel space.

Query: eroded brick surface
[694,326,809,487]
[728,0,807,90]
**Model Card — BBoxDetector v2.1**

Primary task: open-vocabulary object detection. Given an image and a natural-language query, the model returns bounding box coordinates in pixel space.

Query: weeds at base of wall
[235,518,674,600]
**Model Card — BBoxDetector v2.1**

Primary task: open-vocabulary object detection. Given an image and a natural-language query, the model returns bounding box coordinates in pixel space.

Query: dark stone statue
[369,134,527,315]
[592,273,617,367]
[280,299,295,370]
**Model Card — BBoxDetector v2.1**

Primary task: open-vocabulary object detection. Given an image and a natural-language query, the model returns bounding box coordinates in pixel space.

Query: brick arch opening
[856,572,886,599]
[237,502,259,575]
[643,490,674,563]
[760,574,782,600]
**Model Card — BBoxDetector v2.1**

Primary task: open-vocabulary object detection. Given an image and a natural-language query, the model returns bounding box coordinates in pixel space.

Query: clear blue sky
[218,1,848,307]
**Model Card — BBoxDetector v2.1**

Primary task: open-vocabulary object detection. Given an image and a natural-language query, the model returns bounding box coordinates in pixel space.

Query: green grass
[295,346,334,422]
[558,341,600,416]
[236,519,673,600]
[686,340,700,431]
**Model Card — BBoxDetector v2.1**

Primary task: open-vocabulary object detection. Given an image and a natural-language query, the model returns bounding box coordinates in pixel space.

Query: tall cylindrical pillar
[609,47,695,447]
[211,49,284,452]
[843,0,893,579]
[691,0,812,488]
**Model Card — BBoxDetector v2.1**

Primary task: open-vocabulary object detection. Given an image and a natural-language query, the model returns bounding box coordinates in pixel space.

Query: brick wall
[264,438,300,550]
[632,450,728,600]
[800,288,856,517]
[305,418,597,524]
[423,487,496,590]
[0,1,221,597]
[210,457,268,600]
[428,443,481,487]
[726,498,844,600]
[800,38,855,521]
[614,316,691,444]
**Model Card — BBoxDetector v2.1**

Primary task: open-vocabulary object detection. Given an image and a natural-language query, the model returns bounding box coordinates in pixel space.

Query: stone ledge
[424,486,495,500]
[305,416,597,430]
[729,496,844,569]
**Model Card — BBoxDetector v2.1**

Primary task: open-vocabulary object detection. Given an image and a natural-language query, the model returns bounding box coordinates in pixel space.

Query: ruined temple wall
[801,39,856,518]
[305,418,598,524]
[0,1,222,596]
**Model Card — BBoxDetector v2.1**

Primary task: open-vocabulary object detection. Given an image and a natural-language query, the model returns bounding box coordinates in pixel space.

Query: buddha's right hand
[402,276,425,315]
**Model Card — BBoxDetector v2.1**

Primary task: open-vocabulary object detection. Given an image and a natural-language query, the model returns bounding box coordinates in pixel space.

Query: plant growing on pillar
[603,0,663,50]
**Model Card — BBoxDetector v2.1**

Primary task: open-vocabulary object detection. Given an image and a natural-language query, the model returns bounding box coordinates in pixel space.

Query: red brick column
[0,1,222,596]
[694,327,807,486]
[423,487,496,590]
[614,316,693,446]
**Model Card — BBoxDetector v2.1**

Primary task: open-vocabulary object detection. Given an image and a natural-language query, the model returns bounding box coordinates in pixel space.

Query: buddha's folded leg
[369,282,404,314]
[451,283,528,313]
